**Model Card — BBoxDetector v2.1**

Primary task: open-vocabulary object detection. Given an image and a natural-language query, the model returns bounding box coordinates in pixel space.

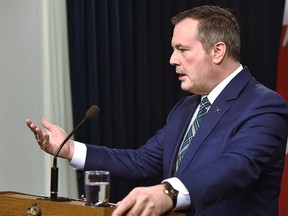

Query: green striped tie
[175,96,211,172]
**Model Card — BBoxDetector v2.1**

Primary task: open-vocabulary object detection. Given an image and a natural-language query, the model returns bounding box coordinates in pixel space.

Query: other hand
[112,184,173,216]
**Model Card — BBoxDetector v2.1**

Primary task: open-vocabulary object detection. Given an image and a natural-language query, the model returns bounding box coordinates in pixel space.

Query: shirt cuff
[69,141,87,170]
[162,177,191,210]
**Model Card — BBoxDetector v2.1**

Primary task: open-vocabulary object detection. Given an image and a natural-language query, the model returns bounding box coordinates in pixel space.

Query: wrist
[162,181,178,209]
[68,140,75,160]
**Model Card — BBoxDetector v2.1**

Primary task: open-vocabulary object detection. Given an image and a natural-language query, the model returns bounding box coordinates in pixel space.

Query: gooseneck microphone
[48,105,100,201]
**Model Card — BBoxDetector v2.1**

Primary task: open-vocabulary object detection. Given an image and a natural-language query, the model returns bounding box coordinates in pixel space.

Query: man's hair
[171,5,241,61]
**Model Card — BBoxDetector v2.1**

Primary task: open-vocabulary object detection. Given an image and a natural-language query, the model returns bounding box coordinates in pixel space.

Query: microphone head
[85,105,100,119]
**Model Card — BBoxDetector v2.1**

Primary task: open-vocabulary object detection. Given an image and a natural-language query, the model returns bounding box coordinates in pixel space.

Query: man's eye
[178,47,188,52]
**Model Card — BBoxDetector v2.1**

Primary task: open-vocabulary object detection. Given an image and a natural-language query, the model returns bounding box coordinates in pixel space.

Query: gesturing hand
[26,118,74,160]
[112,184,173,216]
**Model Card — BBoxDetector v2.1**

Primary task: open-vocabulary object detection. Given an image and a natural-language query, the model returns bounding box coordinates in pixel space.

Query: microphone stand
[49,157,70,201]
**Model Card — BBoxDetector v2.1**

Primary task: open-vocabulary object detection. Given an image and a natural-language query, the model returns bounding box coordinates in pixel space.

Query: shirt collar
[206,64,243,104]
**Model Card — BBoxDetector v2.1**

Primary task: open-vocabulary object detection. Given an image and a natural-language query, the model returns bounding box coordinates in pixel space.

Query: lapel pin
[215,107,221,113]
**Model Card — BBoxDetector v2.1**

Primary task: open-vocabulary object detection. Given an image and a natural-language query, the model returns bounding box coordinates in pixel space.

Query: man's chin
[180,83,193,93]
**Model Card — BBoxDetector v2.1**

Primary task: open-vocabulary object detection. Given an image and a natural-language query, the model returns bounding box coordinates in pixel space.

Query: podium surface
[0,191,186,216]
[0,191,114,216]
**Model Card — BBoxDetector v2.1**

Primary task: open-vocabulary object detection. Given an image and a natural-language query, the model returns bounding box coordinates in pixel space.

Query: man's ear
[211,42,226,64]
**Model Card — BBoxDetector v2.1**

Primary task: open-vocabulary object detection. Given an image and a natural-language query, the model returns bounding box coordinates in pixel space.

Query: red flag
[277,1,288,215]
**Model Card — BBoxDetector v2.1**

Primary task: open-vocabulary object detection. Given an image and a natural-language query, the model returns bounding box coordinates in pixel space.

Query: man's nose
[169,51,179,66]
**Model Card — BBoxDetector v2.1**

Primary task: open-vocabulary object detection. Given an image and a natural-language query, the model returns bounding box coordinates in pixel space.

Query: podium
[0,191,186,216]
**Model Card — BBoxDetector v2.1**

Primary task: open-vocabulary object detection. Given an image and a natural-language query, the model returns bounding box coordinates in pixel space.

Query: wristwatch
[162,181,178,208]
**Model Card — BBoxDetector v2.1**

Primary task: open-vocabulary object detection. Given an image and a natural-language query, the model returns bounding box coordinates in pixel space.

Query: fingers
[26,119,50,153]
[112,185,172,216]
[41,133,50,152]
[112,195,136,216]
[112,188,154,216]
[112,189,141,216]
[26,119,40,137]
[113,198,154,216]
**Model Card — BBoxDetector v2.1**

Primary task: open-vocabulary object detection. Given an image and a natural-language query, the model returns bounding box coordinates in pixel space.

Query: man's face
[170,18,216,95]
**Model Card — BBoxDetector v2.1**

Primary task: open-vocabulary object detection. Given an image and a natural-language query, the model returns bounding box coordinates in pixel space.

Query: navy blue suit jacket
[84,67,288,216]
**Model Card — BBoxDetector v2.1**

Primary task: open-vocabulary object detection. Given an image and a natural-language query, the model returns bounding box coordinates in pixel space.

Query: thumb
[41,118,54,130]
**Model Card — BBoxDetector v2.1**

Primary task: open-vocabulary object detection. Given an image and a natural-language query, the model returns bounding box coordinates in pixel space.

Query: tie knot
[200,96,211,110]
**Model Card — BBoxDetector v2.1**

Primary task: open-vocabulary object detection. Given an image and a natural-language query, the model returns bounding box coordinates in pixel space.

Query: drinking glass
[84,170,110,206]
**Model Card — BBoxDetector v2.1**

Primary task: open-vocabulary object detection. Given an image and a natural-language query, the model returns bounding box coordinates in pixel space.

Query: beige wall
[0,0,48,195]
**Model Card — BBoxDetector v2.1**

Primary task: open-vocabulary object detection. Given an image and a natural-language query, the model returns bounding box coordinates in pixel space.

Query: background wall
[0,0,47,195]
[0,0,77,199]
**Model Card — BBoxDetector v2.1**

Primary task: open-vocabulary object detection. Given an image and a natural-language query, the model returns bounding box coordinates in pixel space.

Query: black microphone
[47,105,100,201]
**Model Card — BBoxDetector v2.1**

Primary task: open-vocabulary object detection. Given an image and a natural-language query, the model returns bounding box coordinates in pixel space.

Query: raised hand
[26,118,74,160]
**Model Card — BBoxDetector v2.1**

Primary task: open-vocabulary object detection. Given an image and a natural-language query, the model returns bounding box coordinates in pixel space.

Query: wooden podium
[0,191,186,216]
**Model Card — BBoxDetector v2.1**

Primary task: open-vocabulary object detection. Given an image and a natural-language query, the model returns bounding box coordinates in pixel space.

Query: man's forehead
[171,20,198,47]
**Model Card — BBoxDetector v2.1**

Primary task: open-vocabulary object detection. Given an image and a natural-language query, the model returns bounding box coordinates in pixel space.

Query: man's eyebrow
[172,43,188,49]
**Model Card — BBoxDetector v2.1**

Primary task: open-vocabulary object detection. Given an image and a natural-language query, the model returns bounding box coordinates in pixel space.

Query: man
[26,5,288,216]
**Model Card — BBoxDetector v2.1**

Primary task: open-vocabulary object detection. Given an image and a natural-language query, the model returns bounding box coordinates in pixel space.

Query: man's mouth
[178,73,186,80]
